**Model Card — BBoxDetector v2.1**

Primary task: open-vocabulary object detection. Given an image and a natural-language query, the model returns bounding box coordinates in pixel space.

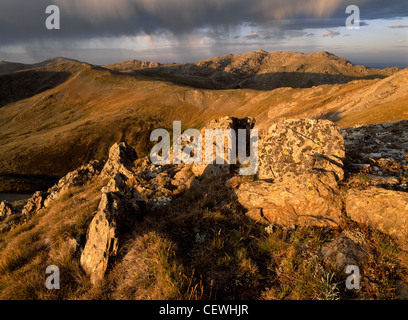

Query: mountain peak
[316,51,334,56]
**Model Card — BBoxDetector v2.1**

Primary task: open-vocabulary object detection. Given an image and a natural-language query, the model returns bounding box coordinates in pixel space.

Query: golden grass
[1,159,408,300]
[1,173,407,300]
[337,98,408,127]
[0,179,104,299]
[105,232,202,300]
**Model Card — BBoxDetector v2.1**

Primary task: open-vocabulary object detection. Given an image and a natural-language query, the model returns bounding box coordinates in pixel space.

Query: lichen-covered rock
[258,119,345,181]
[346,187,408,238]
[101,142,138,180]
[235,172,343,227]
[80,173,144,285]
[0,201,14,220]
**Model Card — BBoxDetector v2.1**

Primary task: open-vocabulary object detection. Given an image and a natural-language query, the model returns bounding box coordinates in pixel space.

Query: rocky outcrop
[80,173,144,285]
[341,120,408,192]
[236,172,343,227]
[101,142,138,180]
[21,142,138,215]
[103,59,161,72]
[0,201,14,220]
[22,191,46,216]
[346,187,408,238]
[13,160,105,217]
[258,119,345,181]
[235,118,345,228]
[45,160,104,207]
[171,166,196,190]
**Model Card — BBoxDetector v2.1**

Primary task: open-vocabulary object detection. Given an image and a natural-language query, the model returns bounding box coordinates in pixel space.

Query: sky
[0,0,407,68]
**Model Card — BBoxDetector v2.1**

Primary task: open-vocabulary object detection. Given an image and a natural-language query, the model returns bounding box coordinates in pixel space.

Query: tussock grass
[0,179,104,299]
[1,172,408,300]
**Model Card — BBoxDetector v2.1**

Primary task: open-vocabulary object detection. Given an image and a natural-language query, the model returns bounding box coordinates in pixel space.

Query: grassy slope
[1,174,407,300]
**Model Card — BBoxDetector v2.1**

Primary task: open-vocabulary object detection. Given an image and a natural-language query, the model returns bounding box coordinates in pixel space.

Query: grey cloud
[323,30,341,38]
[0,0,407,46]
[244,34,260,40]
[244,29,310,41]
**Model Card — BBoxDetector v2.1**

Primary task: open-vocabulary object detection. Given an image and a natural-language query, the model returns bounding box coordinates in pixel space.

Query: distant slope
[103,60,161,72]
[104,50,399,90]
[0,59,89,107]
[0,57,80,76]
[0,52,406,191]
[0,61,30,75]
[252,67,408,131]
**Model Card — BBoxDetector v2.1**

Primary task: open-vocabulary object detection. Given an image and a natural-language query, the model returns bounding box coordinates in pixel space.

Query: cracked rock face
[80,191,122,285]
[79,143,144,285]
[258,119,345,181]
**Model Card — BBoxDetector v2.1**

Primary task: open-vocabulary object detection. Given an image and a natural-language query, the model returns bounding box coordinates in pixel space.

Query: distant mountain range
[0,50,406,191]
[103,50,399,90]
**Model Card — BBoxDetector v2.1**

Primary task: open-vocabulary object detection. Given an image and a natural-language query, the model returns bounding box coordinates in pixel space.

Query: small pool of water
[0,193,32,203]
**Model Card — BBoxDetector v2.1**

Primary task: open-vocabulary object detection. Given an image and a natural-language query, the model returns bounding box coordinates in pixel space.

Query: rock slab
[346,187,408,238]
[236,172,343,227]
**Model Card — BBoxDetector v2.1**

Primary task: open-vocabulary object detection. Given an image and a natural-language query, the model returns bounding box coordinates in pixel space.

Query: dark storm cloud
[0,0,407,45]
[243,29,309,41]
[244,34,260,40]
